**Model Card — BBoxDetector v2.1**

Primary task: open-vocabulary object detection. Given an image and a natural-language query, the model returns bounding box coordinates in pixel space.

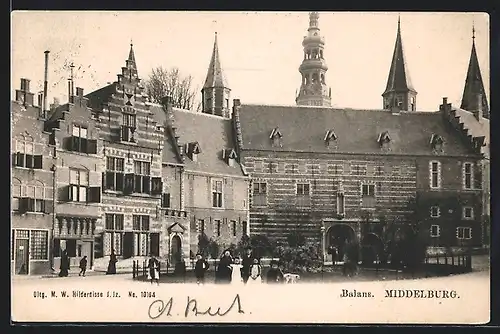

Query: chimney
[43,50,50,113]
[76,87,84,97]
[15,78,34,106]
[473,93,483,122]
[233,99,241,107]
[68,79,72,103]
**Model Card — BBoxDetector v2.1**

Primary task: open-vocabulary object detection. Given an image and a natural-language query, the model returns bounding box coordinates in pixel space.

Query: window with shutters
[463,162,473,190]
[252,182,267,207]
[14,135,42,169]
[121,113,136,143]
[429,161,441,189]
[212,179,223,208]
[105,214,124,256]
[134,160,151,194]
[456,227,472,240]
[105,157,125,191]
[17,181,53,214]
[30,230,48,260]
[71,124,87,152]
[69,169,88,202]
[133,215,150,256]
[361,184,376,208]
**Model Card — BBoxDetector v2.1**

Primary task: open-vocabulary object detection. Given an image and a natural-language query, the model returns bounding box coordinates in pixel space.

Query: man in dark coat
[241,246,254,284]
[79,255,88,277]
[106,249,117,275]
[147,254,160,285]
[215,250,233,284]
[266,260,284,284]
[194,253,210,284]
[59,250,70,277]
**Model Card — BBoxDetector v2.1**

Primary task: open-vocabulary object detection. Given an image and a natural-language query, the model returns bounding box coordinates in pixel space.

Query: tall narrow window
[296,183,311,207]
[132,215,150,256]
[232,221,237,237]
[430,161,441,189]
[72,124,88,153]
[162,192,171,208]
[69,169,88,202]
[15,136,42,169]
[463,162,473,190]
[337,193,345,216]
[361,184,376,208]
[216,220,221,237]
[121,113,137,142]
[462,207,474,220]
[104,214,124,256]
[252,182,267,207]
[105,157,125,191]
[430,206,440,218]
[199,220,205,234]
[456,227,472,240]
[134,160,151,194]
[212,179,223,208]
[430,225,440,238]
[30,230,48,260]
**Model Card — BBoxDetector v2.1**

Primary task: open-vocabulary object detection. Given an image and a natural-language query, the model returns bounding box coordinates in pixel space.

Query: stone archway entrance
[361,233,384,265]
[171,235,182,264]
[327,224,356,262]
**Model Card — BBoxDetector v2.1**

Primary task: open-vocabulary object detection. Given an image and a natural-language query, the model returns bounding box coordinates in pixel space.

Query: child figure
[194,253,210,285]
[246,258,263,286]
[230,257,244,285]
[79,256,88,277]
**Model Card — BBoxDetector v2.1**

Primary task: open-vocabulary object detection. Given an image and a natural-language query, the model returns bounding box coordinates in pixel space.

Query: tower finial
[472,21,476,40]
[398,14,401,31]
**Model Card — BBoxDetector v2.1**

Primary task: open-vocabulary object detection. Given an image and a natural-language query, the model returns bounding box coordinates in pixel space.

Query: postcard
[10,10,490,324]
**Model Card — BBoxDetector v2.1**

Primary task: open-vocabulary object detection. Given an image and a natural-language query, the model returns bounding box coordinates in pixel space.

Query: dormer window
[430,134,444,153]
[223,148,238,167]
[187,142,201,162]
[270,127,283,148]
[324,129,338,147]
[377,131,391,150]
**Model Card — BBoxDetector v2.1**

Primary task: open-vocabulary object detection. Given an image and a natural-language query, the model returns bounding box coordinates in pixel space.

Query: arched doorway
[327,224,356,262]
[361,233,384,265]
[171,235,182,264]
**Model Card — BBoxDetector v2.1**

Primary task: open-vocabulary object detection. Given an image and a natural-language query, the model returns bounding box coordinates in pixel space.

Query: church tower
[382,17,417,111]
[201,32,231,118]
[460,25,489,119]
[295,12,331,107]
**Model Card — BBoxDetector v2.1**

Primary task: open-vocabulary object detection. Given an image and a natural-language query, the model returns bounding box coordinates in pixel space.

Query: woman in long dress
[106,249,117,275]
[246,258,263,286]
[230,257,244,286]
[216,250,233,284]
[147,254,160,285]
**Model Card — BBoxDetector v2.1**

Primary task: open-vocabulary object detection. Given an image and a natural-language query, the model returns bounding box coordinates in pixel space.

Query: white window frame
[462,206,474,220]
[69,168,89,202]
[30,229,50,261]
[337,192,345,216]
[462,162,474,190]
[430,206,441,218]
[456,227,472,240]
[252,181,267,207]
[296,182,311,196]
[211,179,224,208]
[430,224,440,238]
[429,161,442,189]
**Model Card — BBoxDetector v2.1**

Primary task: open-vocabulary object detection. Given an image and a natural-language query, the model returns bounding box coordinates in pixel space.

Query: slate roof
[453,107,490,159]
[150,103,245,177]
[383,19,416,95]
[237,104,478,157]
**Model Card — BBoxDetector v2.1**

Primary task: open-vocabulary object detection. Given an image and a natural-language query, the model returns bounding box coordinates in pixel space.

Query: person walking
[106,249,118,275]
[79,255,88,277]
[147,254,160,285]
[194,253,210,285]
[58,249,70,277]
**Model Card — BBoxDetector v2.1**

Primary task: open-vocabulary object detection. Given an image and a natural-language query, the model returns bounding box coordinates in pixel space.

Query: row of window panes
[198,219,243,237]
[430,206,475,219]
[430,225,472,239]
[253,182,375,197]
[12,197,52,213]
[11,184,52,199]
[11,229,48,260]
[430,161,479,189]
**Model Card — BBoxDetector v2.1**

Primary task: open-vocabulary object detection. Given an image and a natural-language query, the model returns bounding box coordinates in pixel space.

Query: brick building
[233,14,488,261]
[11,78,54,275]
[150,34,250,259]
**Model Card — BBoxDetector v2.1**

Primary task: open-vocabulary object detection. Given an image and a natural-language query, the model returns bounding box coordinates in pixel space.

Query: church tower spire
[296,12,331,107]
[382,17,417,111]
[460,24,489,119]
[201,32,231,118]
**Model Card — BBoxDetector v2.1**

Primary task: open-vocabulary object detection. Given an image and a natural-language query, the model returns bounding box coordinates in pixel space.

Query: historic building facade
[233,14,488,261]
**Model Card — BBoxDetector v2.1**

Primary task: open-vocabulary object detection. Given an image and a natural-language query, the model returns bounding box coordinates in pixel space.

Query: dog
[283,273,300,284]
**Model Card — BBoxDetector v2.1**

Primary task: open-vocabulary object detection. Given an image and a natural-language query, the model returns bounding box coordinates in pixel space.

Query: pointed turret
[128,41,136,64]
[296,12,331,107]
[382,17,417,111]
[460,25,489,119]
[117,42,139,85]
[201,33,231,118]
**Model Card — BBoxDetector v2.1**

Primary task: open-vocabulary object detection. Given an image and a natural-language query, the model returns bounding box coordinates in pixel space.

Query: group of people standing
[194,246,286,285]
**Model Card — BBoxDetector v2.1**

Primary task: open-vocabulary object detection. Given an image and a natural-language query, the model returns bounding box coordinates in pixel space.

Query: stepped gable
[237,103,479,156]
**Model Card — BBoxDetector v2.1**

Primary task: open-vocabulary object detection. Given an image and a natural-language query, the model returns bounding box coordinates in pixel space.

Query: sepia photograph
[10,10,490,324]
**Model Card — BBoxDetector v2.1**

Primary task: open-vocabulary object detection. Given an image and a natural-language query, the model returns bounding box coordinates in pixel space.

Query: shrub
[197,233,210,257]
[279,245,323,273]
[286,230,306,248]
[249,234,275,258]
[207,239,220,259]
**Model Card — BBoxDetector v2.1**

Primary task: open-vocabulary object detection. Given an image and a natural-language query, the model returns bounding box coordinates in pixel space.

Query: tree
[207,239,220,259]
[144,66,201,111]
[249,234,275,259]
[197,233,210,257]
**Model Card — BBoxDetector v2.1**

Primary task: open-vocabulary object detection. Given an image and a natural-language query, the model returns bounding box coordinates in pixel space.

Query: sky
[11,11,489,111]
